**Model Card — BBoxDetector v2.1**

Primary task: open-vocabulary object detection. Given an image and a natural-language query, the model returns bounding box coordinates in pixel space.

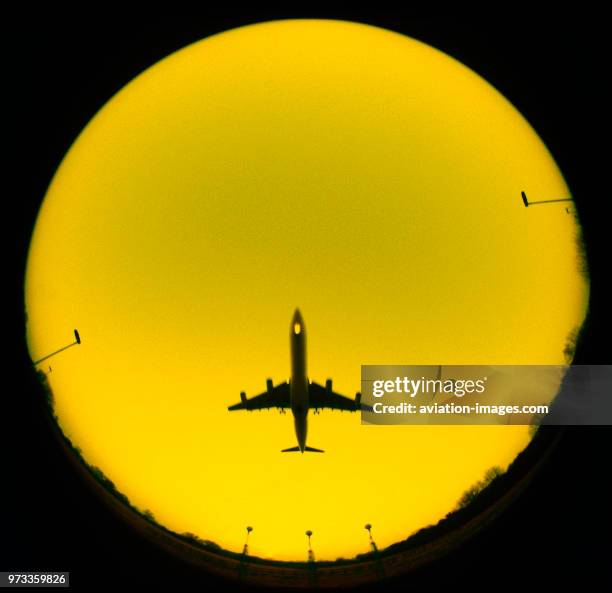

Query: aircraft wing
[309,381,371,412]
[228,380,290,411]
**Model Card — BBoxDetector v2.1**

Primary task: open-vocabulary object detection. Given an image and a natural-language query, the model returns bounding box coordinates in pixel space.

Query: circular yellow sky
[25,19,588,561]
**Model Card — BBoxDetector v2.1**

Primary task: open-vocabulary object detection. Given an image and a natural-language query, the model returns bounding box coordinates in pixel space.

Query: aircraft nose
[292,308,304,335]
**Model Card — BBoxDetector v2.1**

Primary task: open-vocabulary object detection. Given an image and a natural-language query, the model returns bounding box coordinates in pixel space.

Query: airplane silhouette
[228,309,365,453]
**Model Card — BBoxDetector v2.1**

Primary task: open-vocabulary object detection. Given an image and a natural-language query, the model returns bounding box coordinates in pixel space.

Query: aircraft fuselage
[290,309,309,452]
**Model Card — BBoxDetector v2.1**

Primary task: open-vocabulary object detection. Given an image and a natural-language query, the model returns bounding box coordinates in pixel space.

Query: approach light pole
[365,523,378,552]
[306,530,314,562]
[521,191,572,208]
[242,526,253,555]
[33,330,81,365]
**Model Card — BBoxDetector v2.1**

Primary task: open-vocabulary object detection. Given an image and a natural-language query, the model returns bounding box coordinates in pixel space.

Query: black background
[6,14,611,591]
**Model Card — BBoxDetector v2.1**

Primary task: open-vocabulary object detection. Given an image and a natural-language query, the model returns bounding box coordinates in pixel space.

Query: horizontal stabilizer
[281,446,325,453]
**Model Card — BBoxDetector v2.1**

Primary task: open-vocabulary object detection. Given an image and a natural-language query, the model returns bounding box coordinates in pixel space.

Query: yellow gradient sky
[25,20,588,560]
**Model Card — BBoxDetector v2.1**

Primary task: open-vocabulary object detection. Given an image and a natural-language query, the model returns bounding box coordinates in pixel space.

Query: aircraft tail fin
[281,446,325,453]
